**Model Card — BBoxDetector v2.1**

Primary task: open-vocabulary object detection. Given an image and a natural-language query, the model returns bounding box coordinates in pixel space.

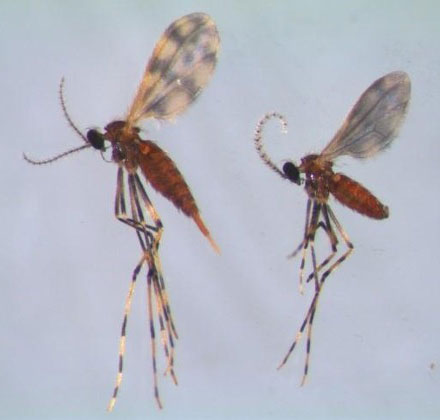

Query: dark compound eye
[282,161,300,185]
[86,129,105,150]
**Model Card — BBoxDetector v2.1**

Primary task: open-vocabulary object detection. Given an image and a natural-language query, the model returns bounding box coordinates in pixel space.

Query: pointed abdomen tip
[193,213,221,254]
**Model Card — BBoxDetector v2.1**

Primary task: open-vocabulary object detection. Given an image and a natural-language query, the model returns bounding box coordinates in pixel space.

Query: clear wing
[126,13,220,126]
[320,71,411,161]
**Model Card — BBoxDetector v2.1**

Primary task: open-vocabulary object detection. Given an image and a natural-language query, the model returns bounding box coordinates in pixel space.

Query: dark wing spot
[148,58,170,75]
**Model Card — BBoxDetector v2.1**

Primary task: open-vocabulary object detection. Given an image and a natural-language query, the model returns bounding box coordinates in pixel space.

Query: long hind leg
[288,204,353,384]
[289,200,336,294]
[107,168,177,411]
[304,204,339,284]
[278,201,321,368]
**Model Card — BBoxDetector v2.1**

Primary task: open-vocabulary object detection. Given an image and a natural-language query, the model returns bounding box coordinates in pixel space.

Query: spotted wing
[126,13,220,126]
[320,71,411,161]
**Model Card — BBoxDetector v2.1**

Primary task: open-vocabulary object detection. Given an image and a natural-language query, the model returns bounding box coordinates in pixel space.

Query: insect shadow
[24,12,220,410]
[254,71,411,385]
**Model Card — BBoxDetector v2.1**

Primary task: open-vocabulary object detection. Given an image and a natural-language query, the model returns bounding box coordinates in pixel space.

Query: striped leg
[278,201,321,368]
[279,204,353,385]
[299,205,339,385]
[130,174,179,403]
[277,280,320,370]
[134,173,178,378]
[107,255,144,412]
[289,200,336,294]
[146,261,162,408]
[299,207,353,385]
[133,173,177,339]
[150,260,178,383]
[152,279,177,383]
[304,204,339,284]
[300,290,320,386]
[288,199,312,294]
[107,167,177,411]
[319,205,354,283]
[304,202,322,291]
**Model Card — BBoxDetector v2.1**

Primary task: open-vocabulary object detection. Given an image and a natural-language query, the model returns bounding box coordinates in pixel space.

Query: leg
[133,173,178,339]
[107,168,177,411]
[299,206,353,385]
[279,204,353,386]
[289,201,336,293]
[133,173,179,385]
[278,201,321,368]
[304,204,339,284]
[146,260,162,409]
[107,251,146,411]
[301,202,321,292]
[319,205,354,284]
[288,199,312,294]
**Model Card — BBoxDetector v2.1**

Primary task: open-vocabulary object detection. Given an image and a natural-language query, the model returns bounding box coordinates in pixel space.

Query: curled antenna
[254,112,288,179]
[23,77,94,165]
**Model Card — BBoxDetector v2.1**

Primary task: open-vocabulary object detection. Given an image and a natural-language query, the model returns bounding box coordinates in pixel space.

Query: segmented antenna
[23,144,91,165]
[254,112,288,179]
[23,78,93,165]
[59,77,88,144]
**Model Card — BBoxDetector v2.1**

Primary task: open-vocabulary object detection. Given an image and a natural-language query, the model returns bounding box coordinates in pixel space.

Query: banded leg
[299,204,323,384]
[298,206,340,382]
[319,205,354,283]
[133,173,179,375]
[279,204,354,385]
[288,200,335,293]
[300,202,322,292]
[131,173,178,403]
[107,170,156,410]
[139,233,177,407]
[299,207,353,385]
[278,201,321,369]
[146,245,177,381]
[129,173,179,397]
[277,281,321,370]
[288,199,312,294]
[304,205,339,284]
[146,260,163,408]
[107,167,177,411]
[107,254,145,412]
[152,274,178,382]
[288,199,311,260]
[115,167,158,234]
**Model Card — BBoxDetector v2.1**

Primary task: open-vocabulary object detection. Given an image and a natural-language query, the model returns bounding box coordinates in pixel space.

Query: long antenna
[23,144,92,165]
[23,78,93,165]
[254,112,288,179]
[58,77,88,144]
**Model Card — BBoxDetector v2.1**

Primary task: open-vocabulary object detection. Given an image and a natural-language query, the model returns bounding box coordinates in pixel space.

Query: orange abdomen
[138,140,199,218]
[330,173,389,219]
[138,140,220,253]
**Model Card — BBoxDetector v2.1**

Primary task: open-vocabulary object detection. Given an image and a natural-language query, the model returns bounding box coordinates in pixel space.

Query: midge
[254,71,410,385]
[24,13,220,410]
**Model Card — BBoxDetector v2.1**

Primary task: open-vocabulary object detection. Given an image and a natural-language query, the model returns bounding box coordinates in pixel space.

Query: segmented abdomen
[138,139,219,253]
[138,140,199,218]
[330,173,389,219]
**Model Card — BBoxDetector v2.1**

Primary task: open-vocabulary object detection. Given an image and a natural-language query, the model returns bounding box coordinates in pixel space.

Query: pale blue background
[2,1,439,419]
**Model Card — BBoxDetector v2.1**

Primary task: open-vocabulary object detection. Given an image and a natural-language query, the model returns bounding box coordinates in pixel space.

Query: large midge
[24,12,220,410]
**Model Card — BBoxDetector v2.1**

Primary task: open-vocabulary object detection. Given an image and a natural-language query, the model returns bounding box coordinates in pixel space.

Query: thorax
[300,154,334,202]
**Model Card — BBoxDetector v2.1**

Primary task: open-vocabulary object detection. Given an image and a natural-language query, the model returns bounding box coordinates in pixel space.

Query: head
[282,161,301,185]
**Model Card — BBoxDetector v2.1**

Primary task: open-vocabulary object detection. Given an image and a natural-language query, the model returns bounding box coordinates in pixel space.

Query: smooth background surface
[2,1,439,419]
